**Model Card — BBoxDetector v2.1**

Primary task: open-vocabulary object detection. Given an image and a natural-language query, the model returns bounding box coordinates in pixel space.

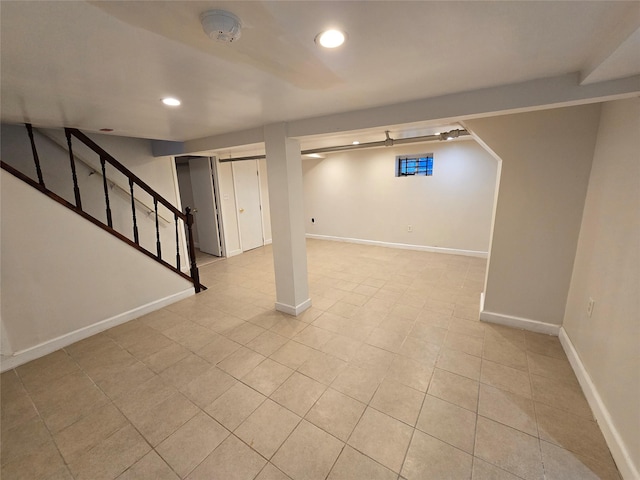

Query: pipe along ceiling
[218,129,470,162]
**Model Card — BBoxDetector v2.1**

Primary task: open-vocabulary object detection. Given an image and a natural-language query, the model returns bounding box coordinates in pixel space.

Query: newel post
[185,207,201,293]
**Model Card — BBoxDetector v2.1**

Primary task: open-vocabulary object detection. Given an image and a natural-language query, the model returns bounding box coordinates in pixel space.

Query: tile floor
[0,239,621,479]
[194,248,224,268]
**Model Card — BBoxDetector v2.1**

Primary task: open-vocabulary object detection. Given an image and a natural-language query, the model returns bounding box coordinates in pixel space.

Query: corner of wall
[559,327,639,480]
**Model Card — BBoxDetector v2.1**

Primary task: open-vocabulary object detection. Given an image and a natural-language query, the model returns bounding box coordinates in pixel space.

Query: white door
[233,160,264,251]
[189,157,222,256]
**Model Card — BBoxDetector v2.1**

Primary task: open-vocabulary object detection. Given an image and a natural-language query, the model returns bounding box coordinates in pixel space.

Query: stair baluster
[154,197,162,259]
[64,129,83,210]
[25,124,45,188]
[185,207,201,293]
[100,156,113,228]
[129,178,140,244]
[175,214,181,271]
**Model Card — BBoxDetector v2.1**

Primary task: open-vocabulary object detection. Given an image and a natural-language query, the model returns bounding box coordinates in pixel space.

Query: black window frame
[396,153,434,177]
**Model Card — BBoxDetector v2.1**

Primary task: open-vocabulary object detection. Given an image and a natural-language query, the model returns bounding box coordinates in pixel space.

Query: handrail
[6,124,205,293]
[1,160,198,286]
[65,129,182,218]
[34,128,171,224]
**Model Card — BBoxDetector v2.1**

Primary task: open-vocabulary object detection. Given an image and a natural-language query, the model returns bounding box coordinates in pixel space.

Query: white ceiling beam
[581,27,640,85]
[288,73,640,139]
[176,73,639,156]
[182,127,265,157]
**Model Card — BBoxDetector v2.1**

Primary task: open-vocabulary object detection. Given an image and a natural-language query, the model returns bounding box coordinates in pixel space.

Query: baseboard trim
[226,248,243,258]
[275,298,312,316]
[479,310,561,335]
[0,288,194,372]
[559,328,639,480]
[305,234,488,258]
[264,238,273,246]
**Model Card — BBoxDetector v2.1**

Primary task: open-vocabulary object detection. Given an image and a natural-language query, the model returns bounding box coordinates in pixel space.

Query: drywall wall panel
[302,139,497,254]
[466,104,601,326]
[1,170,192,354]
[563,97,639,478]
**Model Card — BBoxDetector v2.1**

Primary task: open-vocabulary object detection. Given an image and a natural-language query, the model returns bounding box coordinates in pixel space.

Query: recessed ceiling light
[315,29,346,48]
[352,141,360,145]
[162,97,181,106]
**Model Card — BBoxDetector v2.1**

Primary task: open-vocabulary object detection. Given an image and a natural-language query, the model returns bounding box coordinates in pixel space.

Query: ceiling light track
[218,129,469,163]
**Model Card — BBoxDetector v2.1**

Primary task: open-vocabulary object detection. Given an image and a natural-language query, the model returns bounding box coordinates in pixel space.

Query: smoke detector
[200,10,242,43]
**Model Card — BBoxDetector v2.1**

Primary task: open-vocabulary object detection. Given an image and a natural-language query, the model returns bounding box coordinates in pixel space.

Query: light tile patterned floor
[0,239,621,479]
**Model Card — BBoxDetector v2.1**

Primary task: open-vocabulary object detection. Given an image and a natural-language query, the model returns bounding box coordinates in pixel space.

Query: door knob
[239,208,245,213]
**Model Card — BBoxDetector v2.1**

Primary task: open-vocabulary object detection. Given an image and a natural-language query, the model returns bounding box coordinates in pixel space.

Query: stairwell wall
[0,125,195,369]
[0,124,189,268]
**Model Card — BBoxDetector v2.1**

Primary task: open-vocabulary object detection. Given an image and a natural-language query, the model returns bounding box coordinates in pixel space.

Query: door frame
[173,155,227,259]
[231,159,265,252]
[210,156,228,257]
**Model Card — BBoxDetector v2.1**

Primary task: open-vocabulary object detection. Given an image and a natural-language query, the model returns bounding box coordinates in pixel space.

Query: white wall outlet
[407,225,413,232]
[587,297,595,317]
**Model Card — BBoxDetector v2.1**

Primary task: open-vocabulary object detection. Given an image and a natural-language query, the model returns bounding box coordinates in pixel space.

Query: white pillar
[264,123,311,316]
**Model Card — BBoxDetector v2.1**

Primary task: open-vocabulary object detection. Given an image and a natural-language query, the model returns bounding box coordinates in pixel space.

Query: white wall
[1,171,193,367]
[562,98,640,479]
[302,139,498,254]
[466,104,602,328]
[1,124,188,270]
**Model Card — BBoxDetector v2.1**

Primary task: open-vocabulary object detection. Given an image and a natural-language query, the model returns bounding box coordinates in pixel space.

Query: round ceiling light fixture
[200,10,242,43]
[162,97,181,106]
[315,29,346,48]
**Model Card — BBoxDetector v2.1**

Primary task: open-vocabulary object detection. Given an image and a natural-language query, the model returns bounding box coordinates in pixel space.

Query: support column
[264,123,311,316]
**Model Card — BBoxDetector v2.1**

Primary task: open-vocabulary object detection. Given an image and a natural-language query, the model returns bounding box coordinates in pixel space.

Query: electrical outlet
[587,297,595,317]
[407,225,413,232]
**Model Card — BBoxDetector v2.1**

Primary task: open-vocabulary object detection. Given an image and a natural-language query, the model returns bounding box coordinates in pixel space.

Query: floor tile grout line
[77,365,179,479]
[22,349,139,477]
[6,366,73,477]
[65,342,204,479]
[395,364,436,478]
[4,242,619,479]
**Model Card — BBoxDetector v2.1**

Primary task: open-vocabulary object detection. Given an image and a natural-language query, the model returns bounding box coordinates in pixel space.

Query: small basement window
[396,154,433,176]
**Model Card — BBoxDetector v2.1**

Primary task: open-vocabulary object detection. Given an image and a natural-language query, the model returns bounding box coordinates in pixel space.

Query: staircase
[1,123,205,293]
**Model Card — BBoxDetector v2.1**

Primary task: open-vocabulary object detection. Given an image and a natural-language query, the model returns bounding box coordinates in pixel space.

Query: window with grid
[396,154,433,176]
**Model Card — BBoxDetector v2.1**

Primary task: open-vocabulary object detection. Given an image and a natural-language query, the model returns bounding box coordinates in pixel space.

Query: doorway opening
[175,156,225,267]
